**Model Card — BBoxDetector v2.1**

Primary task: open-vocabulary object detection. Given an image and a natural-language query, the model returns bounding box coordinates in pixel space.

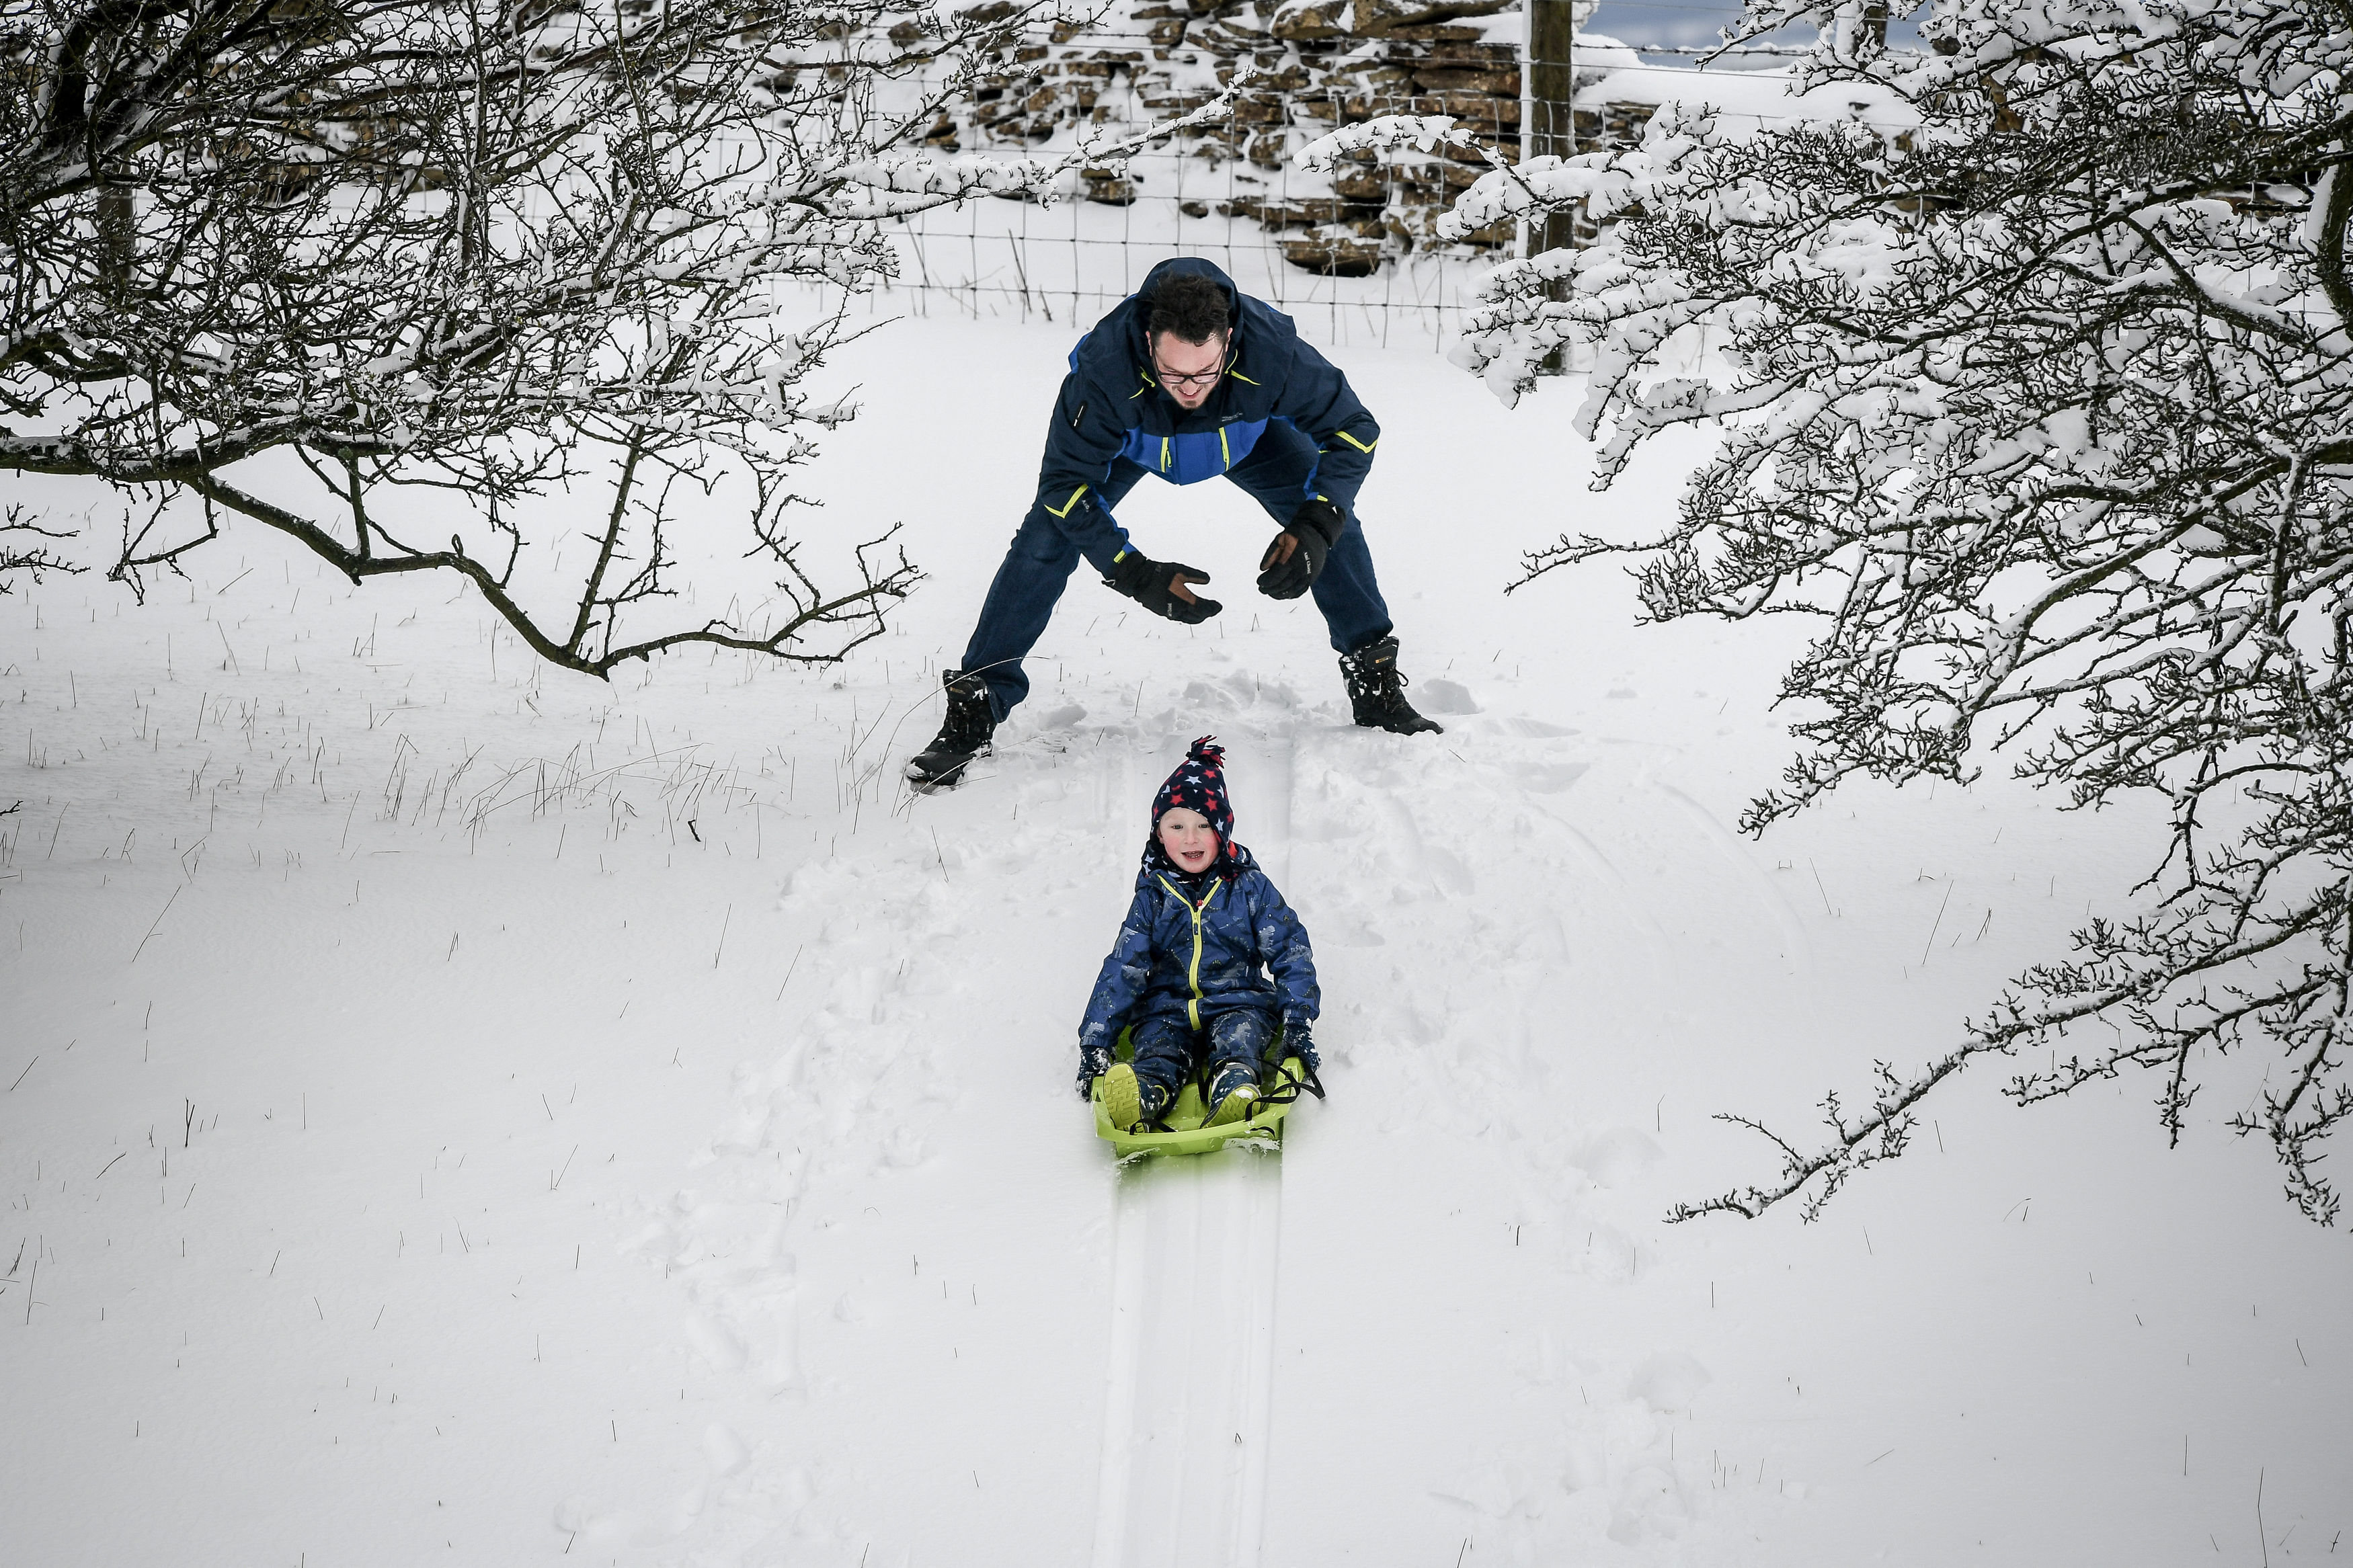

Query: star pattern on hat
[1152,735,1234,845]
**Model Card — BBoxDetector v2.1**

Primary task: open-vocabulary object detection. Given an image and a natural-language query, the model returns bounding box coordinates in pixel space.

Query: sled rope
[1250,1057,1325,1109]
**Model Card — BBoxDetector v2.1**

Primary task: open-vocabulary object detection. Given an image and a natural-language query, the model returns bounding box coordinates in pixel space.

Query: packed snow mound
[1,311,2346,1567]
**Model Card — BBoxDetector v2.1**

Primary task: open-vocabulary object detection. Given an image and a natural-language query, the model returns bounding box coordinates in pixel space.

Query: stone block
[1396,157,1482,191]
[1412,66,1517,94]
[1281,233,1384,276]
[1083,169,1140,204]
[1221,196,1367,227]
[1201,19,1269,45]
[1331,63,1417,88]
[1272,0,1511,40]
[1383,20,1496,40]
[1438,89,1519,125]
[1412,41,1521,66]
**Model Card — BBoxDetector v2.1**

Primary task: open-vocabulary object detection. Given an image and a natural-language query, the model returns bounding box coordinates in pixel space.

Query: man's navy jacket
[1034,256,1382,575]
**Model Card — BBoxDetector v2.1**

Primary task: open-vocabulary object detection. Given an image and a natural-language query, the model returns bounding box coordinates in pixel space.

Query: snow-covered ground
[4,310,2348,1567]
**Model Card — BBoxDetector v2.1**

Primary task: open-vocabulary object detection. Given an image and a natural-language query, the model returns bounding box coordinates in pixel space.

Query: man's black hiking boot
[904,668,996,789]
[1339,636,1443,736]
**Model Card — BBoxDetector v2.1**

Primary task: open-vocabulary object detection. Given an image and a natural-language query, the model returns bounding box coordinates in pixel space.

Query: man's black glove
[1257,497,1345,601]
[1107,549,1220,624]
[1076,1042,1112,1100]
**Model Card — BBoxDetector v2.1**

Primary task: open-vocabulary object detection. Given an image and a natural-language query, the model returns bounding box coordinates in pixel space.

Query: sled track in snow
[1088,730,1297,1568]
[1091,1149,1285,1567]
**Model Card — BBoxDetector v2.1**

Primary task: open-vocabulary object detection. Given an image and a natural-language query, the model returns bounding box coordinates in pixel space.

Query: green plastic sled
[1089,1027,1322,1159]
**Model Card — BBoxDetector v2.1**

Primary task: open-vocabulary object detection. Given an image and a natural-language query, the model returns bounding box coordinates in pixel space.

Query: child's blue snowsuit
[1079,844,1318,1096]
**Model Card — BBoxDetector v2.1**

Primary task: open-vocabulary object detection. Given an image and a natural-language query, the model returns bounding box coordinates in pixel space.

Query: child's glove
[1076,1042,1113,1099]
[1285,1028,1320,1073]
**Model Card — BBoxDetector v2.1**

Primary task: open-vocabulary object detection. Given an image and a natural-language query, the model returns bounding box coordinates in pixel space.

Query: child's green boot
[1204,1061,1261,1128]
[1103,1064,1170,1133]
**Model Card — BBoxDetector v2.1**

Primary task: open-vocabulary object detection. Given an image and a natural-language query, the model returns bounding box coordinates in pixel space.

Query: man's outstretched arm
[1273,341,1381,512]
[1039,370,1222,622]
[1035,372,1135,574]
[1251,339,1380,599]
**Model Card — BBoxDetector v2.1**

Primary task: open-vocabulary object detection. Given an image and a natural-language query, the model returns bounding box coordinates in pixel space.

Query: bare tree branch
[1419,0,2353,1225]
[1,501,81,593]
[2,0,1226,674]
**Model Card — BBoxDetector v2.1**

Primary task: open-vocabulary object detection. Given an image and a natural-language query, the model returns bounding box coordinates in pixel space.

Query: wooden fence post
[1523,0,1577,370]
[1525,0,1577,258]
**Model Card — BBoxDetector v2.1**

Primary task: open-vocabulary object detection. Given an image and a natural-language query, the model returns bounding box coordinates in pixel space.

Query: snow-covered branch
[0,0,1077,675]
[832,66,1258,214]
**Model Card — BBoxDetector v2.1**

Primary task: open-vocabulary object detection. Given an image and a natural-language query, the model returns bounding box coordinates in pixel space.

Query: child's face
[1157,807,1219,874]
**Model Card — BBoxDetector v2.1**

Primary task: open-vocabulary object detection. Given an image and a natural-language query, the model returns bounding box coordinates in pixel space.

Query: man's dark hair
[1147,274,1230,344]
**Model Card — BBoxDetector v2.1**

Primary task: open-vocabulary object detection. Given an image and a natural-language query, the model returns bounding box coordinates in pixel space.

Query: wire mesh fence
[861,10,1532,352]
[857,8,1790,360]
[869,136,1511,352]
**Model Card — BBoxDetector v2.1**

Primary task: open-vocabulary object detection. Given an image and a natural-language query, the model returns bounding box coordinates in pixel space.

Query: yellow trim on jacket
[1155,874,1224,1031]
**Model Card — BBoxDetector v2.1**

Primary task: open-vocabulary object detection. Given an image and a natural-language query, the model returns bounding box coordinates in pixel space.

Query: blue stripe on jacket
[1115,419,1271,485]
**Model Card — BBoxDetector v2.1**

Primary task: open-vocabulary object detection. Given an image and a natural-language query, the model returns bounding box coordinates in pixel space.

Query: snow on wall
[880,1,1909,345]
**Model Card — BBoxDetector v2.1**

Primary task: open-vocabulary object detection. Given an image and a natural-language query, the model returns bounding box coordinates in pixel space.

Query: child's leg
[1103,1016,1194,1132]
[1203,1011,1275,1126]
[1206,1009,1275,1079]
[1128,1016,1197,1100]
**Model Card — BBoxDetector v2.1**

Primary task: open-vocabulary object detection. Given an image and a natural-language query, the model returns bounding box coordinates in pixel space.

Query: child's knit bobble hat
[1152,735,1233,843]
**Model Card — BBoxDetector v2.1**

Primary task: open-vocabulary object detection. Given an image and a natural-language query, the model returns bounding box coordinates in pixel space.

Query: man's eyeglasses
[1153,352,1229,390]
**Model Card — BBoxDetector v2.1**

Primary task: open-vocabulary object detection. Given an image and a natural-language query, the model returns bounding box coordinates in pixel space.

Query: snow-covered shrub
[1359,0,2353,1224]
[0,0,1218,674]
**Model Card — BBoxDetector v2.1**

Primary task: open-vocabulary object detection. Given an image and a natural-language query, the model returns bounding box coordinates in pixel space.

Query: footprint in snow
[1574,1126,1665,1189]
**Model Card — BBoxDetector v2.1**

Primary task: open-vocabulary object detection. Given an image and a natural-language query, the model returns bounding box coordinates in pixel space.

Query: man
[906,255,1444,788]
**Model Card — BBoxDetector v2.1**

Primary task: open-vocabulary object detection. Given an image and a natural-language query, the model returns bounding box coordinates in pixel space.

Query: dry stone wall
[923,0,1657,275]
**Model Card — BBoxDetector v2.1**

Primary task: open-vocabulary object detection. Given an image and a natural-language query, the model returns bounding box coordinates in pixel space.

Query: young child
[1077,737,1322,1131]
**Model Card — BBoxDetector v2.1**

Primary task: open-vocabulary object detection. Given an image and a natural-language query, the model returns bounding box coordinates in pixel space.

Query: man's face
[1150,330,1228,411]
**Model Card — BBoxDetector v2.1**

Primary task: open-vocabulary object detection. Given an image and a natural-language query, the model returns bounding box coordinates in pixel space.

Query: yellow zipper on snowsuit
[1156,874,1223,1030]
